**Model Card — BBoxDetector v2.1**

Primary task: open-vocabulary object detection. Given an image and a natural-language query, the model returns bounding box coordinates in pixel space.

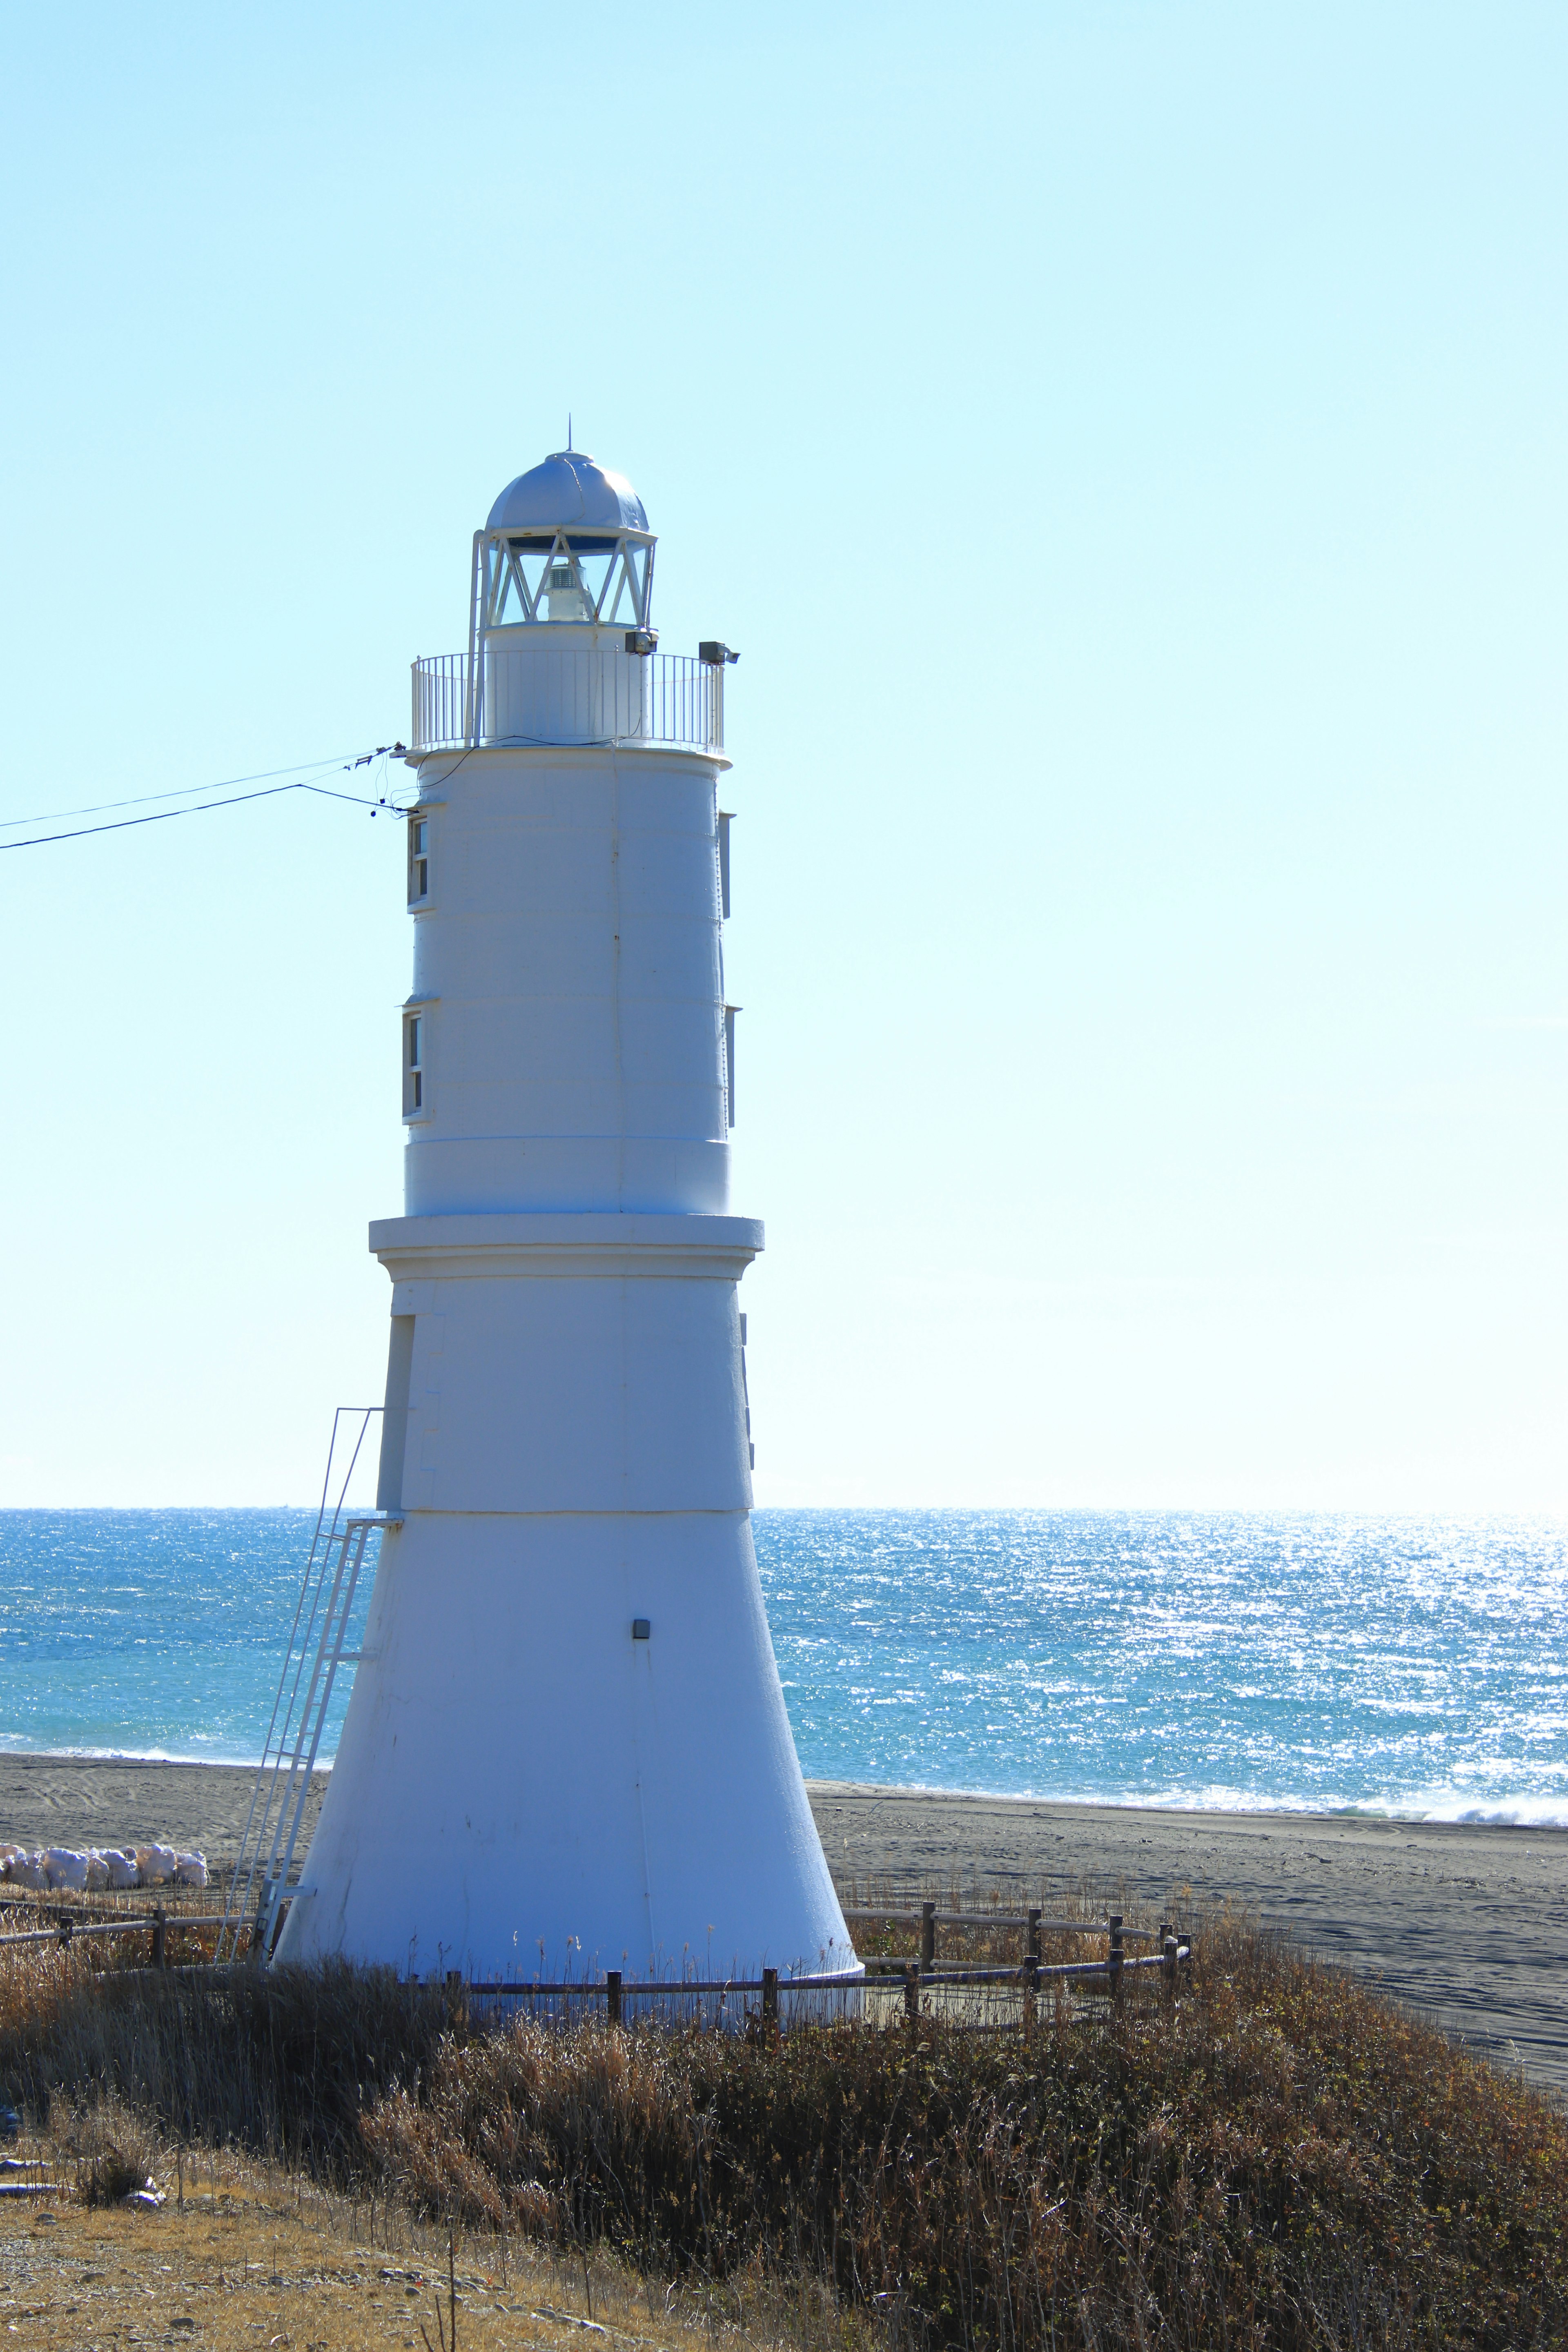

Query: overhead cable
[0,748,415,852]
[0,752,370,832]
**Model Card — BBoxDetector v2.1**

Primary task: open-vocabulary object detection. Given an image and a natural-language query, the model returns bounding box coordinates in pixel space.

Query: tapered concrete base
[274,1508,855,1980]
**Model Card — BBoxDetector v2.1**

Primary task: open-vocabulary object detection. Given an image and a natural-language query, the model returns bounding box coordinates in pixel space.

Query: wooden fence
[0,1898,1193,2027]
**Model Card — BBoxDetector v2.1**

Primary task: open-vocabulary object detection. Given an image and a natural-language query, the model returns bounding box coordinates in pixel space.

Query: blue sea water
[0,1510,1565,1823]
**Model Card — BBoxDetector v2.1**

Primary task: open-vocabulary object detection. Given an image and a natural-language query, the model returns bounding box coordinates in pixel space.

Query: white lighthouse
[273,451,855,1989]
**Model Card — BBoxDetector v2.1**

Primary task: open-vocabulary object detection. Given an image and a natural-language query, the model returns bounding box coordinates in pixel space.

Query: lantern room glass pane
[486,537,645,629]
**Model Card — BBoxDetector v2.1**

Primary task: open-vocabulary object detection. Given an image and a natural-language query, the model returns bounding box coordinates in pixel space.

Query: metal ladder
[218,1409,399,1963]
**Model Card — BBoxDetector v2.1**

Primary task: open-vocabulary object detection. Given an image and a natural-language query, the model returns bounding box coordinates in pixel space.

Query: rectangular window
[403,1011,425,1117]
[717,811,733,920]
[407,813,430,906]
[724,1005,737,1130]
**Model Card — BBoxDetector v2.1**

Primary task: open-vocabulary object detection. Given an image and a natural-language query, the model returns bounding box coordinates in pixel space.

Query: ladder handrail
[220,1410,374,1951]
[237,1511,398,1962]
[256,1518,375,1954]
[218,1410,390,1960]
[220,1429,347,1948]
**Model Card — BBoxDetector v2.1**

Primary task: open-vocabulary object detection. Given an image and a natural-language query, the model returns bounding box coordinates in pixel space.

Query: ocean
[0,1509,1564,1823]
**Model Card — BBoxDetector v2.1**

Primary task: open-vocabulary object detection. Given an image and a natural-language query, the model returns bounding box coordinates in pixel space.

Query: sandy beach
[813,1780,1568,2097]
[1,1754,1562,2098]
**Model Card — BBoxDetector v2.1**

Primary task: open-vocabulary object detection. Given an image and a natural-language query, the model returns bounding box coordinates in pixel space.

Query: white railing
[411,649,724,755]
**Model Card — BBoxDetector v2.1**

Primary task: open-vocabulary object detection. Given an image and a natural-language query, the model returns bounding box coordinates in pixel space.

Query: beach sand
[813,1780,1568,2097]
[1,1754,1562,2097]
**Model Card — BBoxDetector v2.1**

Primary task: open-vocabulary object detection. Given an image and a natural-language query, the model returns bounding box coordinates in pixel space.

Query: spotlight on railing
[624,628,659,656]
[698,641,740,666]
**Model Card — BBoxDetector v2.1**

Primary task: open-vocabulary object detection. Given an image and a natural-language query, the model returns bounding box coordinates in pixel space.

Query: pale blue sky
[2,3,1566,1507]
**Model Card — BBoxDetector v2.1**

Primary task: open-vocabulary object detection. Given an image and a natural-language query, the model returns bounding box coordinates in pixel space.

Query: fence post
[152,1907,167,1971]
[606,1969,622,2027]
[762,1967,779,2037]
[1107,1915,1123,2004]
[1163,1931,1178,1993]
[920,1900,936,1973]
[56,1910,73,1950]
[1026,1907,1041,1967]
[1021,1952,1038,2042]
[904,1962,920,2030]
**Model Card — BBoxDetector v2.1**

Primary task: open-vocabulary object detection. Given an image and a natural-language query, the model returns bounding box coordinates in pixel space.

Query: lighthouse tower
[274,452,855,1988]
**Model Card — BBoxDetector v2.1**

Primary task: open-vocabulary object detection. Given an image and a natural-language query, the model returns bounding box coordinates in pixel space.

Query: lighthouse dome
[486,451,648,536]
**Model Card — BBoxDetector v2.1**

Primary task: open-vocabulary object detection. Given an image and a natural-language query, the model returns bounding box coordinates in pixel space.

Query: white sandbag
[173,1851,208,1889]
[103,1849,139,1891]
[44,1848,89,1893]
[84,1851,110,1891]
[138,1844,178,1887]
[9,1852,46,1890]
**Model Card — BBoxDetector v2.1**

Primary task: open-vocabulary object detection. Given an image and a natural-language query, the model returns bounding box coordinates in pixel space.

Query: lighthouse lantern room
[477,450,656,637]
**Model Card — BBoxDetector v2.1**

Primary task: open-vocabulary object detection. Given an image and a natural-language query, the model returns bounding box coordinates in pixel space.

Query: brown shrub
[1,1923,1564,2350]
[48,2089,160,2205]
[356,1927,1568,2352]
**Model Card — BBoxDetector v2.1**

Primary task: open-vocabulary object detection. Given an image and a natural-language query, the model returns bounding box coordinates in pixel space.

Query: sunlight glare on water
[0,1508,1564,1821]
[753,1510,1568,1822]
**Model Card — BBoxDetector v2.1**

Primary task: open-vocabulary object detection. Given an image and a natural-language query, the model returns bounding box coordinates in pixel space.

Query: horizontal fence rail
[457,1953,1191,1999]
[0,1910,230,1957]
[842,1898,1180,1979]
[412,649,723,755]
[445,1942,1193,2027]
[2,1886,1193,2010]
[844,1907,1167,1940]
[0,1909,1192,2025]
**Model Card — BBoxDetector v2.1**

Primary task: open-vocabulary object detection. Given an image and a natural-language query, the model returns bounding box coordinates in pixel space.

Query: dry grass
[0,1900,1564,2351]
[1,2127,833,2352]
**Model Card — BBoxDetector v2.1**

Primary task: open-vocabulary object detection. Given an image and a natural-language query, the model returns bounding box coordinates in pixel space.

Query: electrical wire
[0,752,373,831]
[0,747,417,851]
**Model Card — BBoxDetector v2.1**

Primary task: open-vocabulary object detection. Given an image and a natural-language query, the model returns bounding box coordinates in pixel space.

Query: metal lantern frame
[468,523,657,661]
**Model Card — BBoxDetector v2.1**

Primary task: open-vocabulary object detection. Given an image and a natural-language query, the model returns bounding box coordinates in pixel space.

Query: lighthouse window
[403,1012,425,1117]
[407,815,430,906]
